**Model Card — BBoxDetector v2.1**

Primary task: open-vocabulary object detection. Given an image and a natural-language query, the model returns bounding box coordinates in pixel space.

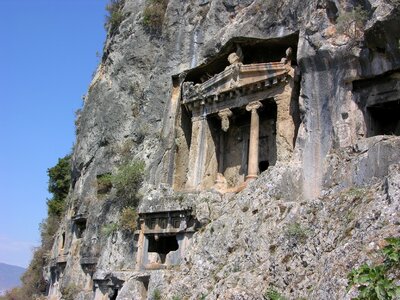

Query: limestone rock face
[46,0,400,299]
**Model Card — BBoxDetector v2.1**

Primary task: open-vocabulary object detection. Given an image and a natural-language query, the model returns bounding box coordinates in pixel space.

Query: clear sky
[0,0,108,268]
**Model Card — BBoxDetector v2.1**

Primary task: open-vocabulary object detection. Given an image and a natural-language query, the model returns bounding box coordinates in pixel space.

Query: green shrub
[347,237,400,299]
[112,160,145,207]
[336,5,368,41]
[47,198,66,216]
[101,222,119,237]
[284,222,308,245]
[382,237,400,266]
[61,284,80,300]
[47,154,71,216]
[97,173,113,195]
[120,206,138,232]
[143,0,168,34]
[263,288,287,300]
[47,155,71,200]
[152,288,162,300]
[105,0,125,35]
[344,187,367,201]
[199,293,207,300]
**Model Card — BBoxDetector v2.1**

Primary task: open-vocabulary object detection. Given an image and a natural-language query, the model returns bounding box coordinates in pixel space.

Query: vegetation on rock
[263,288,287,300]
[152,288,162,300]
[284,222,308,246]
[96,173,113,195]
[105,0,125,35]
[143,0,168,34]
[347,237,400,299]
[112,159,145,207]
[61,284,80,300]
[120,206,138,232]
[47,155,71,216]
[336,5,368,41]
[101,207,138,238]
[101,222,119,237]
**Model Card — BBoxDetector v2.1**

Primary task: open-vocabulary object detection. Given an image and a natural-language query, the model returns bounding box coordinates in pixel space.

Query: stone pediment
[182,61,291,112]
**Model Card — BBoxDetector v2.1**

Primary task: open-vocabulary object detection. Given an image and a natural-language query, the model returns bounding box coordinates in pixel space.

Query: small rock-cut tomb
[353,72,400,137]
[135,210,197,270]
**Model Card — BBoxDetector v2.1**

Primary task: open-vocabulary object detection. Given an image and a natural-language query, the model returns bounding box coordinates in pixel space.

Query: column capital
[218,108,233,119]
[246,101,262,112]
[218,108,233,132]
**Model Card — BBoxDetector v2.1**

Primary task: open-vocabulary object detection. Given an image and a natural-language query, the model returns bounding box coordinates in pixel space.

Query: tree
[47,154,71,216]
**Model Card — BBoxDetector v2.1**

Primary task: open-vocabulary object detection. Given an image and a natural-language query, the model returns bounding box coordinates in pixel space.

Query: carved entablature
[137,210,197,235]
[49,253,68,269]
[182,61,292,116]
[72,213,87,223]
[80,256,98,266]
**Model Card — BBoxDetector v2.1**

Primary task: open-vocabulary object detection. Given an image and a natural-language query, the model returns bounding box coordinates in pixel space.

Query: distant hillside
[0,263,25,295]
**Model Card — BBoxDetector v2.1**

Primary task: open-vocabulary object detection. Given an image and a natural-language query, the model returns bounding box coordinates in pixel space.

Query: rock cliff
[45,0,400,299]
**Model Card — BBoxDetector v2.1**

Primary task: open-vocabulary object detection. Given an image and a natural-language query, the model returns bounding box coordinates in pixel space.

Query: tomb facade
[173,47,299,191]
[135,210,197,270]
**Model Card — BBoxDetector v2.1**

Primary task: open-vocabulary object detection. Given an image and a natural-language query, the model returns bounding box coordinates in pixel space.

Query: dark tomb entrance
[367,100,400,136]
[147,235,179,264]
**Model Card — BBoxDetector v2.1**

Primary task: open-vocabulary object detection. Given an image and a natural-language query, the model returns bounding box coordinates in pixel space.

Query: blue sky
[0,0,108,268]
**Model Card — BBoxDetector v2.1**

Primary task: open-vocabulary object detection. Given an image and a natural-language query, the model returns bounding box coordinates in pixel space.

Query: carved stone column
[186,114,206,189]
[246,101,262,181]
[217,109,233,175]
[135,218,146,271]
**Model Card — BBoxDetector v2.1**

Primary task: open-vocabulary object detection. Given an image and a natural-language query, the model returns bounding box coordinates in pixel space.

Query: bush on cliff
[105,0,125,35]
[143,0,168,34]
[47,154,71,216]
[120,206,138,232]
[112,159,145,207]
